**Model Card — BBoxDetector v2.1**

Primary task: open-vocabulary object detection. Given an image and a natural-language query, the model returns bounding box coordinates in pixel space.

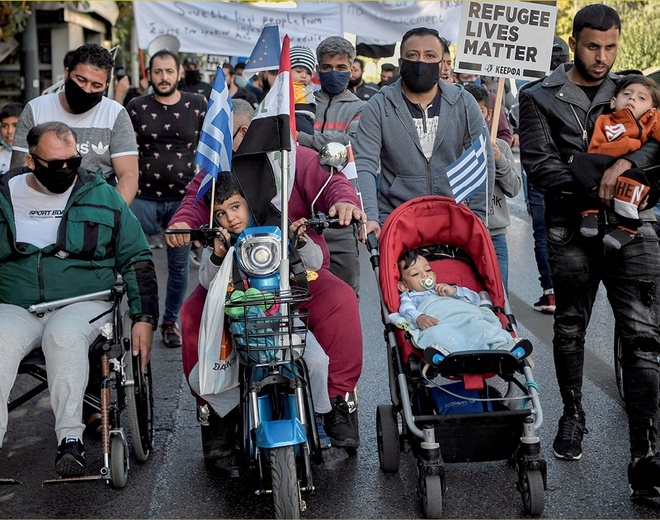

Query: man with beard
[11,44,138,204]
[349,58,379,101]
[178,55,212,101]
[126,50,207,348]
[356,27,494,238]
[519,4,660,495]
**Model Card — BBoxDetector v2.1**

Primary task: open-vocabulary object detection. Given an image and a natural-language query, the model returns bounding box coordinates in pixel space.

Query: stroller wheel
[420,474,443,518]
[520,469,545,516]
[376,404,400,472]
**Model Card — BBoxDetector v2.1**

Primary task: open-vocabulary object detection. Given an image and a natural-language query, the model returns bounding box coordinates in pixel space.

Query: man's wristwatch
[132,314,158,331]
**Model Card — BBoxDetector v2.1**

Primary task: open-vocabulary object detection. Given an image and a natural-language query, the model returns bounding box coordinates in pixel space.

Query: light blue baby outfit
[393,286,513,353]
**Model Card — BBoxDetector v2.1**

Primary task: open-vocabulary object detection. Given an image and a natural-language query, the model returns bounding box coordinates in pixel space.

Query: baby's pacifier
[420,277,435,290]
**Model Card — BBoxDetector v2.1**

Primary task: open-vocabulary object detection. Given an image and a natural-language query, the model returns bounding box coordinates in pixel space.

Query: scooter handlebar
[164,227,230,249]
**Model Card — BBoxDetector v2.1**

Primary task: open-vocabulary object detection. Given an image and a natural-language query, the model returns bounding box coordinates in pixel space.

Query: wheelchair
[5,280,154,488]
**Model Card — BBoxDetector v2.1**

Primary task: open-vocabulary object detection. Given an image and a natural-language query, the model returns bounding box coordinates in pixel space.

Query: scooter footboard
[414,409,531,462]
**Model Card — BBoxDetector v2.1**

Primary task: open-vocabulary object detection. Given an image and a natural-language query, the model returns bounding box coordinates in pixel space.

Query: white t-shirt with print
[9,173,72,249]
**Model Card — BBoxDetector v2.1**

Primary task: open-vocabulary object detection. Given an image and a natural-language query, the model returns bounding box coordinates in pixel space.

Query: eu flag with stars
[194,67,233,202]
[242,25,281,75]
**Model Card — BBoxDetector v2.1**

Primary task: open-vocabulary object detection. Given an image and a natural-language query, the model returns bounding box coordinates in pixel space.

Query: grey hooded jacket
[355,78,495,224]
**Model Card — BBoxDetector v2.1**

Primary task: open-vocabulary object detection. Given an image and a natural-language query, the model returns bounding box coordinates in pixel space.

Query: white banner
[341,1,462,45]
[454,1,557,81]
[134,1,341,55]
[134,1,465,56]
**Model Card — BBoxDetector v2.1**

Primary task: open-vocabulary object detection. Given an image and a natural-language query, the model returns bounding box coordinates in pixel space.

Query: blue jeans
[131,198,191,324]
[547,223,660,458]
[490,233,508,293]
[526,182,553,291]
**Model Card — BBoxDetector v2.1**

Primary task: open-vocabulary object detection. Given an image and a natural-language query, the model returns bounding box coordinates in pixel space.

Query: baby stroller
[369,196,546,517]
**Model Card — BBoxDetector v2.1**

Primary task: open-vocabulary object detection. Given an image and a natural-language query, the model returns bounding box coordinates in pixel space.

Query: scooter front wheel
[270,446,301,519]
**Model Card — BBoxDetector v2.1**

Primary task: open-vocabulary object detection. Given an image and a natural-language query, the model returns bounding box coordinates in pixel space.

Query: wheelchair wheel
[110,435,129,489]
[124,313,154,462]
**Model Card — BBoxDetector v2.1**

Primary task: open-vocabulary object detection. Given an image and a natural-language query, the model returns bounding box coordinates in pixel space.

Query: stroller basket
[415,409,532,463]
[226,286,310,367]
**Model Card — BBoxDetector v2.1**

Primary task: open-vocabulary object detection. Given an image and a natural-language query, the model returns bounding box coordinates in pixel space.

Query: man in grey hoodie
[356,27,494,237]
[297,36,365,295]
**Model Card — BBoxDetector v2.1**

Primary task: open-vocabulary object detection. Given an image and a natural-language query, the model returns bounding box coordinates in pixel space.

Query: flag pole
[279,149,290,292]
[208,177,216,229]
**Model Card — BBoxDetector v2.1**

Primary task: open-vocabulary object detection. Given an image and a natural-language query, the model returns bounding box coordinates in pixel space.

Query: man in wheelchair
[0,122,158,478]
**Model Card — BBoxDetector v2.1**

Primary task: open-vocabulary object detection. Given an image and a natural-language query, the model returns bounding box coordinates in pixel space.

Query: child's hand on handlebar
[289,218,308,244]
[213,228,231,258]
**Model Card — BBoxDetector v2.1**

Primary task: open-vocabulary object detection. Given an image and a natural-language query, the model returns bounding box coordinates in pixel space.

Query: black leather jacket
[519,64,659,228]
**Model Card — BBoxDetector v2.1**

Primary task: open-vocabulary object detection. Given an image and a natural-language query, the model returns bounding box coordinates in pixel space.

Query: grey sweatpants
[0,301,112,448]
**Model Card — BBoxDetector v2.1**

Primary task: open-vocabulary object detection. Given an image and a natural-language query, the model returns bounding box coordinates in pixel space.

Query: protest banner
[454,1,557,81]
[134,2,341,55]
[134,1,464,55]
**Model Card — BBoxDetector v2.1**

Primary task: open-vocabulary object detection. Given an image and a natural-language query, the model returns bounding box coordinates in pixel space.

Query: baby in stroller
[392,248,532,360]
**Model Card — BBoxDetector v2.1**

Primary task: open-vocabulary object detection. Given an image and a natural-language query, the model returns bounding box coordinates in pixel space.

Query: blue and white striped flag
[446,128,489,204]
[195,68,233,202]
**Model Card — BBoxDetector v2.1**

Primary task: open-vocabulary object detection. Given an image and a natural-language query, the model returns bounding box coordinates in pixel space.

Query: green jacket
[0,167,158,319]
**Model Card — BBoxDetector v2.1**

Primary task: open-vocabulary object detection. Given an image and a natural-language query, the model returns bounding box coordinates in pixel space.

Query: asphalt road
[3,180,660,518]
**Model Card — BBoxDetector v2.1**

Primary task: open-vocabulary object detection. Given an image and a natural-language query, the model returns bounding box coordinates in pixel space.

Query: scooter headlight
[236,227,282,277]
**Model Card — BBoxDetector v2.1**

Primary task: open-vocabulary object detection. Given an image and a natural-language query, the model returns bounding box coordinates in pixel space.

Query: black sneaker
[201,407,237,461]
[161,321,182,348]
[629,454,660,497]
[323,392,359,448]
[553,414,588,460]
[321,446,349,470]
[55,437,86,477]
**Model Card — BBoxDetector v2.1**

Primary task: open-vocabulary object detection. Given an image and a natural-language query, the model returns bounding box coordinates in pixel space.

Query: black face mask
[348,76,361,88]
[64,77,105,114]
[32,160,77,194]
[400,59,440,94]
[185,69,202,84]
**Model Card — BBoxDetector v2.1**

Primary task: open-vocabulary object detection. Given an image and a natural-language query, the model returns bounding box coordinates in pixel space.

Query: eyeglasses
[31,152,83,170]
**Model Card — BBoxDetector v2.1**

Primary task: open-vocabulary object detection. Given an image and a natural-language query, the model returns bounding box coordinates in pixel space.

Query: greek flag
[195,68,233,202]
[446,128,489,203]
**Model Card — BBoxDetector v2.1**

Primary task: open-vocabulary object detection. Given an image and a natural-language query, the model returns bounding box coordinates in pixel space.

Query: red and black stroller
[368,196,546,517]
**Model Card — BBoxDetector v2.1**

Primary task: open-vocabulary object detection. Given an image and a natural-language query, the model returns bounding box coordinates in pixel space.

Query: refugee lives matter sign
[454,1,557,81]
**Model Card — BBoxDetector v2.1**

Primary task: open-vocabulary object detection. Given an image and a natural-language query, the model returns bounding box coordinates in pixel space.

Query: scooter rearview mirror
[312,142,350,216]
[318,142,349,172]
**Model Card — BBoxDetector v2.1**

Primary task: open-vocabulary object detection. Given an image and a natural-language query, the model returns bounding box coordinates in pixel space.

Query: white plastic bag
[198,246,239,395]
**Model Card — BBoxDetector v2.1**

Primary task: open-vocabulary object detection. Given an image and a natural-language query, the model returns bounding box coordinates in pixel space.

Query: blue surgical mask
[319,70,350,95]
